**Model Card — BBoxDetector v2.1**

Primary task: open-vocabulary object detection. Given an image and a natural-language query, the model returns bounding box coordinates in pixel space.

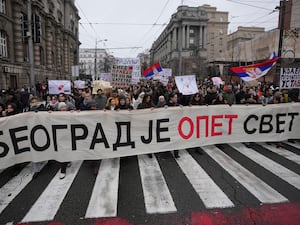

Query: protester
[115,95,133,110]
[94,88,107,110]
[0,102,5,117]
[133,91,145,109]
[57,101,71,179]
[137,93,155,158]
[189,93,204,106]
[27,96,48,178]
[166,92,180,158]
[57,92,76,111]
[46,95,58,111]
[156,95,166,108]
[105,97,117,110]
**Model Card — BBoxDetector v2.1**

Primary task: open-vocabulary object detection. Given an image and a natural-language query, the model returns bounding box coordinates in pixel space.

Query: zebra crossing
[0,141,300,224]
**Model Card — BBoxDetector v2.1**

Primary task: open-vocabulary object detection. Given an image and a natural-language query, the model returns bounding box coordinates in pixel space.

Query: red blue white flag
[229,53,280,82]
[142,62,162,78]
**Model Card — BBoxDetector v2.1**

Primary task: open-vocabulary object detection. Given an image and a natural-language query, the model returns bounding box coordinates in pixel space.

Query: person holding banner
[26,96,49,178]
[94,89,107,110]
[57,93,76,111]
[57,101,72,179]
[115,95,133,111]
[105,97,117,111]
[189,93,204,106]
[167,92,180,158]
[137,93,155,158]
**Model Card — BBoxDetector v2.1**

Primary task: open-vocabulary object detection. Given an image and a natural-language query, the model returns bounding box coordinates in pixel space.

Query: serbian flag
[229,53,280,82]
[143,62,162,78]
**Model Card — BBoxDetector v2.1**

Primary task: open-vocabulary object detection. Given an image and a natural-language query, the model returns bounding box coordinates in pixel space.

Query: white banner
[280,68,300,89]
[175,75,198,95]
[74,80,85,89]
[0,103,299,169]
[153,68,172,85]
[48,80,71,95]
[99,73,112,82]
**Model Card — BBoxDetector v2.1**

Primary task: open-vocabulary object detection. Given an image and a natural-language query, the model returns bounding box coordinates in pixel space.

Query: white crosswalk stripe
[0,142,300,224]
[85,158,120,218]
[202,145,288,204]
[21,161,82,223]
[0,162,46,214]
[284,141,300,149]
[138,155,177,214]
[176,150,234,208]
[260,142,300,165]
[230,143,300,190]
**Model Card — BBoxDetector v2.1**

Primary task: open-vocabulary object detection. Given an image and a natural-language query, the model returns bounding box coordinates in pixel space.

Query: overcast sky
[75,0,279,58]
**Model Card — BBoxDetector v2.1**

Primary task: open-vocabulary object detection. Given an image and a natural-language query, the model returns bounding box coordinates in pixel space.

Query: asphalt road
[1,141,300,225]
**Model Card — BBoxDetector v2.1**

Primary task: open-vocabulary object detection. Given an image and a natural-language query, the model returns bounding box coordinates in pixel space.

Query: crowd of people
[1,78,300,115]
[1,77,299,178]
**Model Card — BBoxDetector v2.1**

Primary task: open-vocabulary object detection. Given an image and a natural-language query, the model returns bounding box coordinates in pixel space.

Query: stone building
[150,5,229,80]
[0,0,80,90]
[79,48,110,81]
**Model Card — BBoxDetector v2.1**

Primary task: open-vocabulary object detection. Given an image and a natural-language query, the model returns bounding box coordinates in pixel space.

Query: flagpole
[276,0,286,86]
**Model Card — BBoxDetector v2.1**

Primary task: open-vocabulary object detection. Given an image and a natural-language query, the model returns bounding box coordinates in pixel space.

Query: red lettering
[178,117,194,140]
[211,115,223,136]
[196,116,209,138]
[225,114,238,135]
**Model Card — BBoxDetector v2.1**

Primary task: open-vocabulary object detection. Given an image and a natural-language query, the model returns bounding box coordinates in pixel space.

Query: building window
[219,38,223,46]
[189,29,194,34]
[0,31,8,57]
[0,0,6,14]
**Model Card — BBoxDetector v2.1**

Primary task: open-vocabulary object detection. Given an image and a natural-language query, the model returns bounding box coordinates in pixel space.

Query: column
[203,26,207,47]
[182,25,185,49]
[46,20,53,68]
[172,28,176,50]
[199,26,203,48]
[186,25,190,49]
[12,6,24,63]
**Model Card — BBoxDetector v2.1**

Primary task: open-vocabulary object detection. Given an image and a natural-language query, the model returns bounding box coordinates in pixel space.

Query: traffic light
[21,14,28,43]
[33,14,41,43]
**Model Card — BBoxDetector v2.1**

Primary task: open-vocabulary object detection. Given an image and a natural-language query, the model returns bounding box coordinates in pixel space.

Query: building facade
[150,5,209,80]
[150,5,229,80]
[78,48,111,81]
[0,0,80,90]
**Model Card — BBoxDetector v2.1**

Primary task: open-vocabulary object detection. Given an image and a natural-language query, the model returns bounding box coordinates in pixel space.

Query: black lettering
[0,131,9,158]
[276,113,286,133]
[30,125,50,151]
[288,112,299,131]
[141,120,153,144]
[71,124,88,150]
[244,115,258,134]
[113,122,135,150]
[259,114,273,133]
[156,119,170,143]
[52,125,68,151]
[90,123,109,149]
[9,126,30,154]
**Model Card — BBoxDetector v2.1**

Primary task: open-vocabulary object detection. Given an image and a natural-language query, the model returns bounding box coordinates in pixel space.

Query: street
[1,141,300,225]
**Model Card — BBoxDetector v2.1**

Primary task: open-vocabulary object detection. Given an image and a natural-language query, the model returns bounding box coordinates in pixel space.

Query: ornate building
[150,5,229,80]
[0,0,80,90]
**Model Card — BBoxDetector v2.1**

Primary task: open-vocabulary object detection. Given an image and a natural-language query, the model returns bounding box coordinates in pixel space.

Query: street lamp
[94,39,107,80]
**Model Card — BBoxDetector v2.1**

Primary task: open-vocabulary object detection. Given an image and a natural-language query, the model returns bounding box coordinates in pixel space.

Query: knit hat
[58,102,67,110]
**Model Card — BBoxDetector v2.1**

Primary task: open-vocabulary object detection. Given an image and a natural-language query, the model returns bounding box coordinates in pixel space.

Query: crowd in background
[1,78,300,117]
